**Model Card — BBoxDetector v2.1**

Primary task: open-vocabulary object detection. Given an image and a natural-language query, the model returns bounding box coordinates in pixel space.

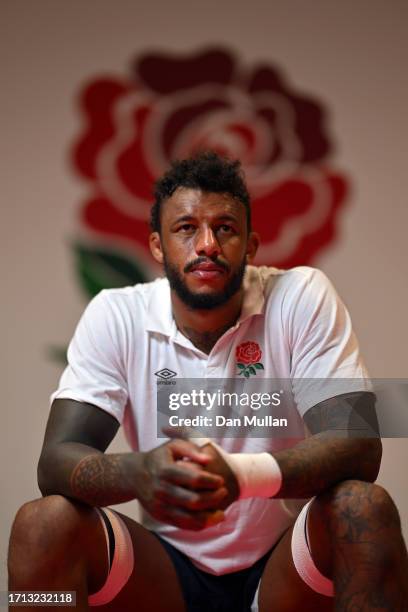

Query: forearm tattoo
[70,454,132,506]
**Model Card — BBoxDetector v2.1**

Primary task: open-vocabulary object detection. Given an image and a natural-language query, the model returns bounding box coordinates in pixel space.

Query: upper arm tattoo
[304,391,380,439]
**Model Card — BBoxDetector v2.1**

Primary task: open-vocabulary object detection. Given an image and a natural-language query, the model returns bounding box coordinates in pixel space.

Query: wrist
[207,444,282,499]
[227,452,282,499]
[122,452,148,499]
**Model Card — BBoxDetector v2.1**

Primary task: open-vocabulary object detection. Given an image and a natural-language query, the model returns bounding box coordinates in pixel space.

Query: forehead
[161,187,246,222]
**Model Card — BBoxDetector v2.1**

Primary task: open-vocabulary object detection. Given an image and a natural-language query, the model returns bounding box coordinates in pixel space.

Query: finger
[163,427,211,449]
[174,459,203,472]
[161,464,224,489]
[156,481,228,510]
[167,438,214,465]
[162,425,192,439]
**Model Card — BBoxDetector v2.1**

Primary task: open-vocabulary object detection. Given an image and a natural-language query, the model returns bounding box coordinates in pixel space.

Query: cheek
[224,238,248,259]
[163,240,194,265]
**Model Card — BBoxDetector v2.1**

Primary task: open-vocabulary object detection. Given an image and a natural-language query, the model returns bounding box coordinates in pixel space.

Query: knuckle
[186,495,201,510]
[159,466,173,480]
[194,471,211,486]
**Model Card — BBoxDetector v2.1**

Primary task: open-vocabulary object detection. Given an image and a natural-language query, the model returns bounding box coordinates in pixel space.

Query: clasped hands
[136,439,240,530]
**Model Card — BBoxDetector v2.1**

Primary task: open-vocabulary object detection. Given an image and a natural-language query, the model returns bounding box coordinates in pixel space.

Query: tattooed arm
[38,399,129,506]
[201,391,382,502]
[37,399,226,529]
[272,391,382,498]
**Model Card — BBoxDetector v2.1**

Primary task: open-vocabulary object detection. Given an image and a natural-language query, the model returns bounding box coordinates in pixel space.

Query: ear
[246,231,260,263]
[149,232,164,264]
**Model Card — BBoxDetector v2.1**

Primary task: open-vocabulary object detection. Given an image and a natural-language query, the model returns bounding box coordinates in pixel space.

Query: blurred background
[2,0,407,591]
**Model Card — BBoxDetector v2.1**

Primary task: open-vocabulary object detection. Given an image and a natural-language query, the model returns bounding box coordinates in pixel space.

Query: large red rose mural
[71,47,348,298]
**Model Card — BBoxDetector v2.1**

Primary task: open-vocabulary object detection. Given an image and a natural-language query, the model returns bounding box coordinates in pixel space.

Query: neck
[171,290,243,354]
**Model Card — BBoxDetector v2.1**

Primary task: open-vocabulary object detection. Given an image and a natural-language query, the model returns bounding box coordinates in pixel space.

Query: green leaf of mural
[237,363,246,369]
[47,345,68,365]
[73,244,149,298]
[249,365,256,375]
[254,363,264,370]
[244,370,250,378]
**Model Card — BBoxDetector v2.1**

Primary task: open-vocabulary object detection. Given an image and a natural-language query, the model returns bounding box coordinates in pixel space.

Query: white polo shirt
[51,265,369,574]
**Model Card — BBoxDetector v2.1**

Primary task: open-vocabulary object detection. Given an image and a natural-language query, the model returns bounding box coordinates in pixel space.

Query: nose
[194,226,221,258]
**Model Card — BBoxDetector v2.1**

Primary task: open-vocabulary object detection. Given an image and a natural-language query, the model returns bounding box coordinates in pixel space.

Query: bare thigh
[257,526,333,612]
[91,510,186,612]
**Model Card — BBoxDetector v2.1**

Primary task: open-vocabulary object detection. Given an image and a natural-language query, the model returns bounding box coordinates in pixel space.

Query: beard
[163,254,247,310]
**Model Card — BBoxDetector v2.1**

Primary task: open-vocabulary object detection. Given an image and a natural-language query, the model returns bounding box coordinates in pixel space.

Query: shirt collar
[146,265,267,337]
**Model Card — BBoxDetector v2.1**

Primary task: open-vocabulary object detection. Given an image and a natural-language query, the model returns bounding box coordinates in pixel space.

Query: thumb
[162,426,212,448]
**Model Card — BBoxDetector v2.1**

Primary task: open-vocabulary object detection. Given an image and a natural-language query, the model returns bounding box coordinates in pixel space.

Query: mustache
[184,257,230,273]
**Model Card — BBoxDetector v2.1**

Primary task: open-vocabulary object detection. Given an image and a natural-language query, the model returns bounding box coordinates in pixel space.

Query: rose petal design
[161,99,230,159]
[252,179,315,242]
[249,66,331,162]
[115,105,157,202]
[247,65,286,94]
[134,48,235,94]
[253,172,348,268]
[288,97,331,162]
[73,79,131,180]
[236,341,262,365]
[81,196,151,247]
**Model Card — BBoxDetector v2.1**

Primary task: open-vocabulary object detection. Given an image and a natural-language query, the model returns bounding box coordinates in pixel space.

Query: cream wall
[2,0,407,590]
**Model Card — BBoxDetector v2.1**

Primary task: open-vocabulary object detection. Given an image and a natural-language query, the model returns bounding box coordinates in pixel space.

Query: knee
[316,480,402,543]
[8,495,92,578]
[312,480,408,579]
[11,495,89,548]
[330,480,399,527]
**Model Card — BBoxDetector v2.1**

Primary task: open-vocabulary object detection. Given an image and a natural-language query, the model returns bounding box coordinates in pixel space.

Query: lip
[190,263,225,273]
[189,263,226,280]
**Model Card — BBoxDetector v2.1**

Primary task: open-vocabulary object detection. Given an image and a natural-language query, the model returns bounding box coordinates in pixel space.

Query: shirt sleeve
[50,291,128,423]
[285,268,371,415]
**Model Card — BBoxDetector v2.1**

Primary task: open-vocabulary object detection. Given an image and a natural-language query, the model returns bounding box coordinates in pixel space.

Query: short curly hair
[150,151,251,234]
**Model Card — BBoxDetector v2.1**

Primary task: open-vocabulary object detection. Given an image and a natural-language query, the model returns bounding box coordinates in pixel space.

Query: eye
[178,223,196,232]
[217,224,235,234]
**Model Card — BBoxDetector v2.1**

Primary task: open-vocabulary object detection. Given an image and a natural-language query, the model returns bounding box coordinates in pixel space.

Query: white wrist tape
[209,443,282,499]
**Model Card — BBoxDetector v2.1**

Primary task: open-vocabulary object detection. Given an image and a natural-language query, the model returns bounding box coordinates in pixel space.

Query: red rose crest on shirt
[236,341,264,378]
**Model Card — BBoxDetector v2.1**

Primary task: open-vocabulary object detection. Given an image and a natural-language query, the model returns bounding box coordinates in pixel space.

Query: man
[9,152,408,611]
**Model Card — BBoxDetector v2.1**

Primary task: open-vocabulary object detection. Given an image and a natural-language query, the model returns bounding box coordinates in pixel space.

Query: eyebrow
[215,214,239,223]
[172,213,239,224]
[172,215,195,224]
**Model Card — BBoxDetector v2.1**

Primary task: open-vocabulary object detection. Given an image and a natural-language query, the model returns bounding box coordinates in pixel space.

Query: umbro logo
[155,368,177,380]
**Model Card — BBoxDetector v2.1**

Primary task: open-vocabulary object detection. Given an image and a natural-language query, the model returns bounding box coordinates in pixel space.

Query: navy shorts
[152,533,274,612]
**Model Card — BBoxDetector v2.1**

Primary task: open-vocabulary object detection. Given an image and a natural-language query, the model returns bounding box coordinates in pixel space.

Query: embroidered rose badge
[236,341,264,377]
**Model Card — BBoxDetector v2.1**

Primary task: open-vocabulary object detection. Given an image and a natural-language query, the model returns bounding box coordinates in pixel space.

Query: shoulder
[90,277,169,317]
[255,265,332,306]
[78,277,170,340]
[277,266,330,290]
